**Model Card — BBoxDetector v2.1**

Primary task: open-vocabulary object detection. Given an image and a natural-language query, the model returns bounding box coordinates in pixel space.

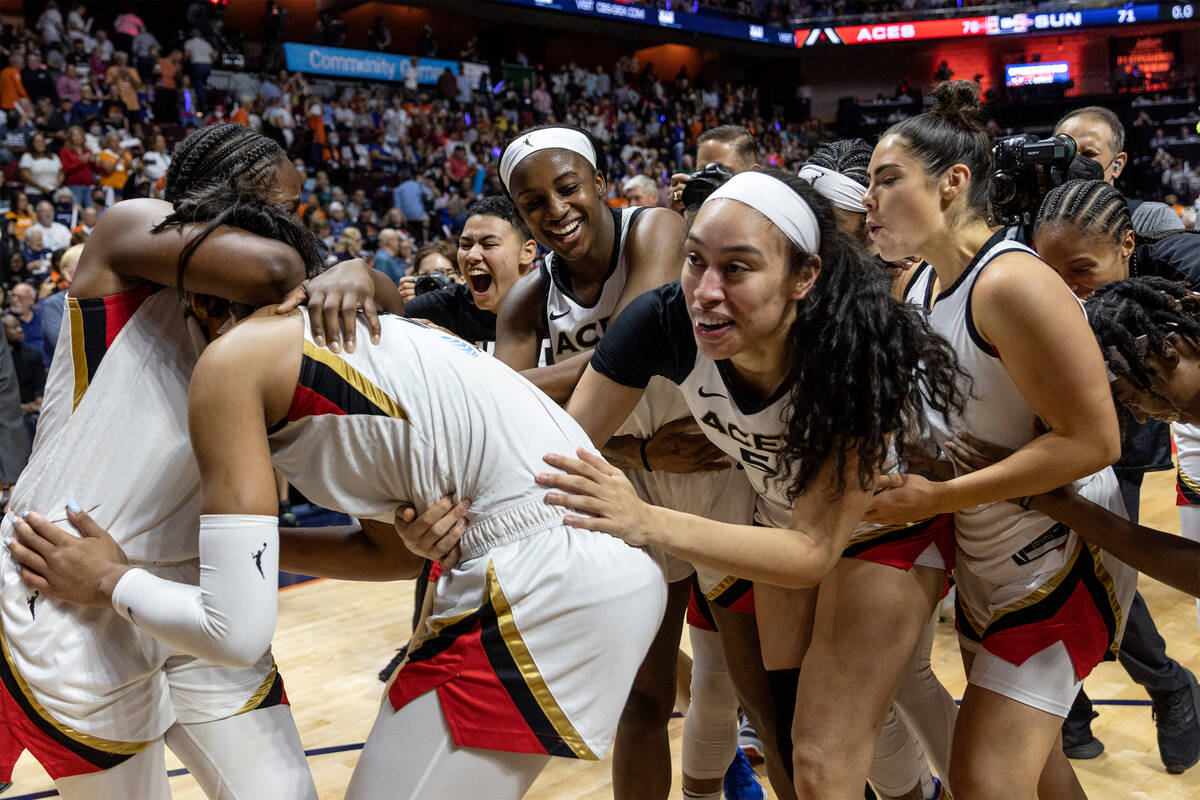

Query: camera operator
[1054,106,1183,234]
[668,124,759,213]
[400,198,536,351]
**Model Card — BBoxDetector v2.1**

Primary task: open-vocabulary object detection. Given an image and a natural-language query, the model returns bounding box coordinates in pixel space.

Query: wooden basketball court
[7,468,1200,798]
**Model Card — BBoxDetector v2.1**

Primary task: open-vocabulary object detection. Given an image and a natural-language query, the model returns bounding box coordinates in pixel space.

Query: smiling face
[1034,220,1133,299]
[507,148,606,263]
[863,135,947,263]
[681,198,817,371]
[458,213,533,313]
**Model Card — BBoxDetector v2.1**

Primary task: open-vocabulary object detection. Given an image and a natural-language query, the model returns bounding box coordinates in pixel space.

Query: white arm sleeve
[111,514,279,668]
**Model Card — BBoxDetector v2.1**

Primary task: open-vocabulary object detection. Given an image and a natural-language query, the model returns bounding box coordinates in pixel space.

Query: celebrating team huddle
[3,79,1200,800]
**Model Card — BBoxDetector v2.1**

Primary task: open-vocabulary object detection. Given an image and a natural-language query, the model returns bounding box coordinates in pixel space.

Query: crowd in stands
[1,1,1198,456]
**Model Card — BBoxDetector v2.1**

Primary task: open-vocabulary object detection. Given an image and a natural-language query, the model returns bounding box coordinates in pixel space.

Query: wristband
[640,438,653,472]
[1018,495,1034,510]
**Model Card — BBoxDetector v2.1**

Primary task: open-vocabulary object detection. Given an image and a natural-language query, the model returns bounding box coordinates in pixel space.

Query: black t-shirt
[403,282,495,346]
[1133,231,1200,290]
[590,281,696,389]
[10,341,43,404]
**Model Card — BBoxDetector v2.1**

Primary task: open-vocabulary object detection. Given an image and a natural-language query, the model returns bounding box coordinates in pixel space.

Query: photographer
[396,240,459,304]
[667,124,759,213]
[1054,106,1183,234]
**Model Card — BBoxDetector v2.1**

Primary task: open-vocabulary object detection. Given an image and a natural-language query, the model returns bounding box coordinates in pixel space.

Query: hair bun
[931,80,985,133]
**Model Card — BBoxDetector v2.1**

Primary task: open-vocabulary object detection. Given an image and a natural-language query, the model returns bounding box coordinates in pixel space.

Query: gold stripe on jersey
[0,619,153,755]
[68,297,88,411]
[703,574,740,603]
[1179,464,1200,498]
[957,540,1123,659]
[235,662,279,715]
[302,340,408,421]
[487,561,597,760]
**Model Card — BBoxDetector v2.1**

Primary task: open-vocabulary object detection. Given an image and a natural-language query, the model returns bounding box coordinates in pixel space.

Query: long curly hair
[153,123,325,289]
[759,170,969,499]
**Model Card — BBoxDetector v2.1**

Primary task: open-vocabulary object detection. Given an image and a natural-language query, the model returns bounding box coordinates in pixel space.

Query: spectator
[0,315,31,476]
[393,168,431,244]
[65,3,91,47]
[55,61,82,105]
[437,67,458,103]
[69,82,100,127]
[139,132,170,197]
[19,132,63,205]
[372,228,407,284]
[93,28,113,62]
[5,282,42,359]
[37,1,66,49]
[51,187,77,230]
[183,27,214,110]
[71,204,97,238]
[21,229,51,277]
[58,124,94,208]
[328,201,349,239]
[3,312,43,448]
[418,24,437,58]
[96,131,133,201]
[104,51,142,119]
[329,226,363,264]
[112,10,144,55]
[7,192,33,240]
[622,174,659,207]
[28,200,71,252]
[403,57,418,101]
[367,16,391,51]
[1,54,31,117]
[21,51,56,106]
[155,47,182,120]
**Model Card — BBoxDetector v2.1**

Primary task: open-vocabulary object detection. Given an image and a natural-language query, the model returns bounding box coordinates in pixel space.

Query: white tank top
[1,284,210,740]
[925,232,1101,580]
[542,206,691,438]
[268,313,593,561]
[7,285,207,564]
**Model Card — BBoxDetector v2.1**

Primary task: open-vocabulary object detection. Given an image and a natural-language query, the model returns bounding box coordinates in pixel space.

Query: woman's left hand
[539,449,657,546]
[276,258,380,354]
[862,473,948,525]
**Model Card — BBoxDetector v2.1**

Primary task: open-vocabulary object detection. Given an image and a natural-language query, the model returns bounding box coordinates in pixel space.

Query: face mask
[1068,154,1106,183]
[329,135,339,145]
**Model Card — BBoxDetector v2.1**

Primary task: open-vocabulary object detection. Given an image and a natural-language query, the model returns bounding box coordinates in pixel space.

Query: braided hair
[153,123,324,290]
[1035,179,1197,273]
[1035,180,1130,248]
[757,170,969,498]
[1086,277,1200,399]
[803,138,872,189]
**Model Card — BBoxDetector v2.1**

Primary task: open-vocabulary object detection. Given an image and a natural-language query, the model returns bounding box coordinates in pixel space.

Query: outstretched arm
[539,448,870,588]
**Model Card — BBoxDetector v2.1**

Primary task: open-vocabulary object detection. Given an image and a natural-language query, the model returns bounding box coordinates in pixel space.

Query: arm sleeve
[590,282,696,388]
[111,514,279,668]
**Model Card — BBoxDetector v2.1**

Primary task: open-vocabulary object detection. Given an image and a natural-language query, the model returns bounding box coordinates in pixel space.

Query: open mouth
[546,219,583,244]
[467,268,493,294]
[694,314,734,338]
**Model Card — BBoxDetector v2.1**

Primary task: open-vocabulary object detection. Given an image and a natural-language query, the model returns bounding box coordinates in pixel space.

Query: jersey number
[740,447,776,474]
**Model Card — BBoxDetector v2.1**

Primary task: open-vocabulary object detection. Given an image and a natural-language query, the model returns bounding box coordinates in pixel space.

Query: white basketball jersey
[542,206,691,438]
[925,232,1109,582]
[0,285,215,740]
[268,314,594,562]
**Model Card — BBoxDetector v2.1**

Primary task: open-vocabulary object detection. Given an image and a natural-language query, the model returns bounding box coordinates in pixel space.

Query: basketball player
[533,169,966,799]
[493,126,781,798]
[0,124,383,799]
[12,306,669,800]
[862,82,1137,799]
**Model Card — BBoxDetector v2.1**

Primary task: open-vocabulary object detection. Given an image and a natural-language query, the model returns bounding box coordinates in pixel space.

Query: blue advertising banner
[283,43,459,84]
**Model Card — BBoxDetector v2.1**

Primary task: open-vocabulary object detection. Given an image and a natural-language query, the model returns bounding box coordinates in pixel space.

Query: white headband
[499,128,597,189]
[797,164,868,213]
[704,172,821,254]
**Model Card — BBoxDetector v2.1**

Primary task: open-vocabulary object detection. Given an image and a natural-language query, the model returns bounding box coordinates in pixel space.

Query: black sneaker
[1062,710,1105,759]
[1151,669,1200,774]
